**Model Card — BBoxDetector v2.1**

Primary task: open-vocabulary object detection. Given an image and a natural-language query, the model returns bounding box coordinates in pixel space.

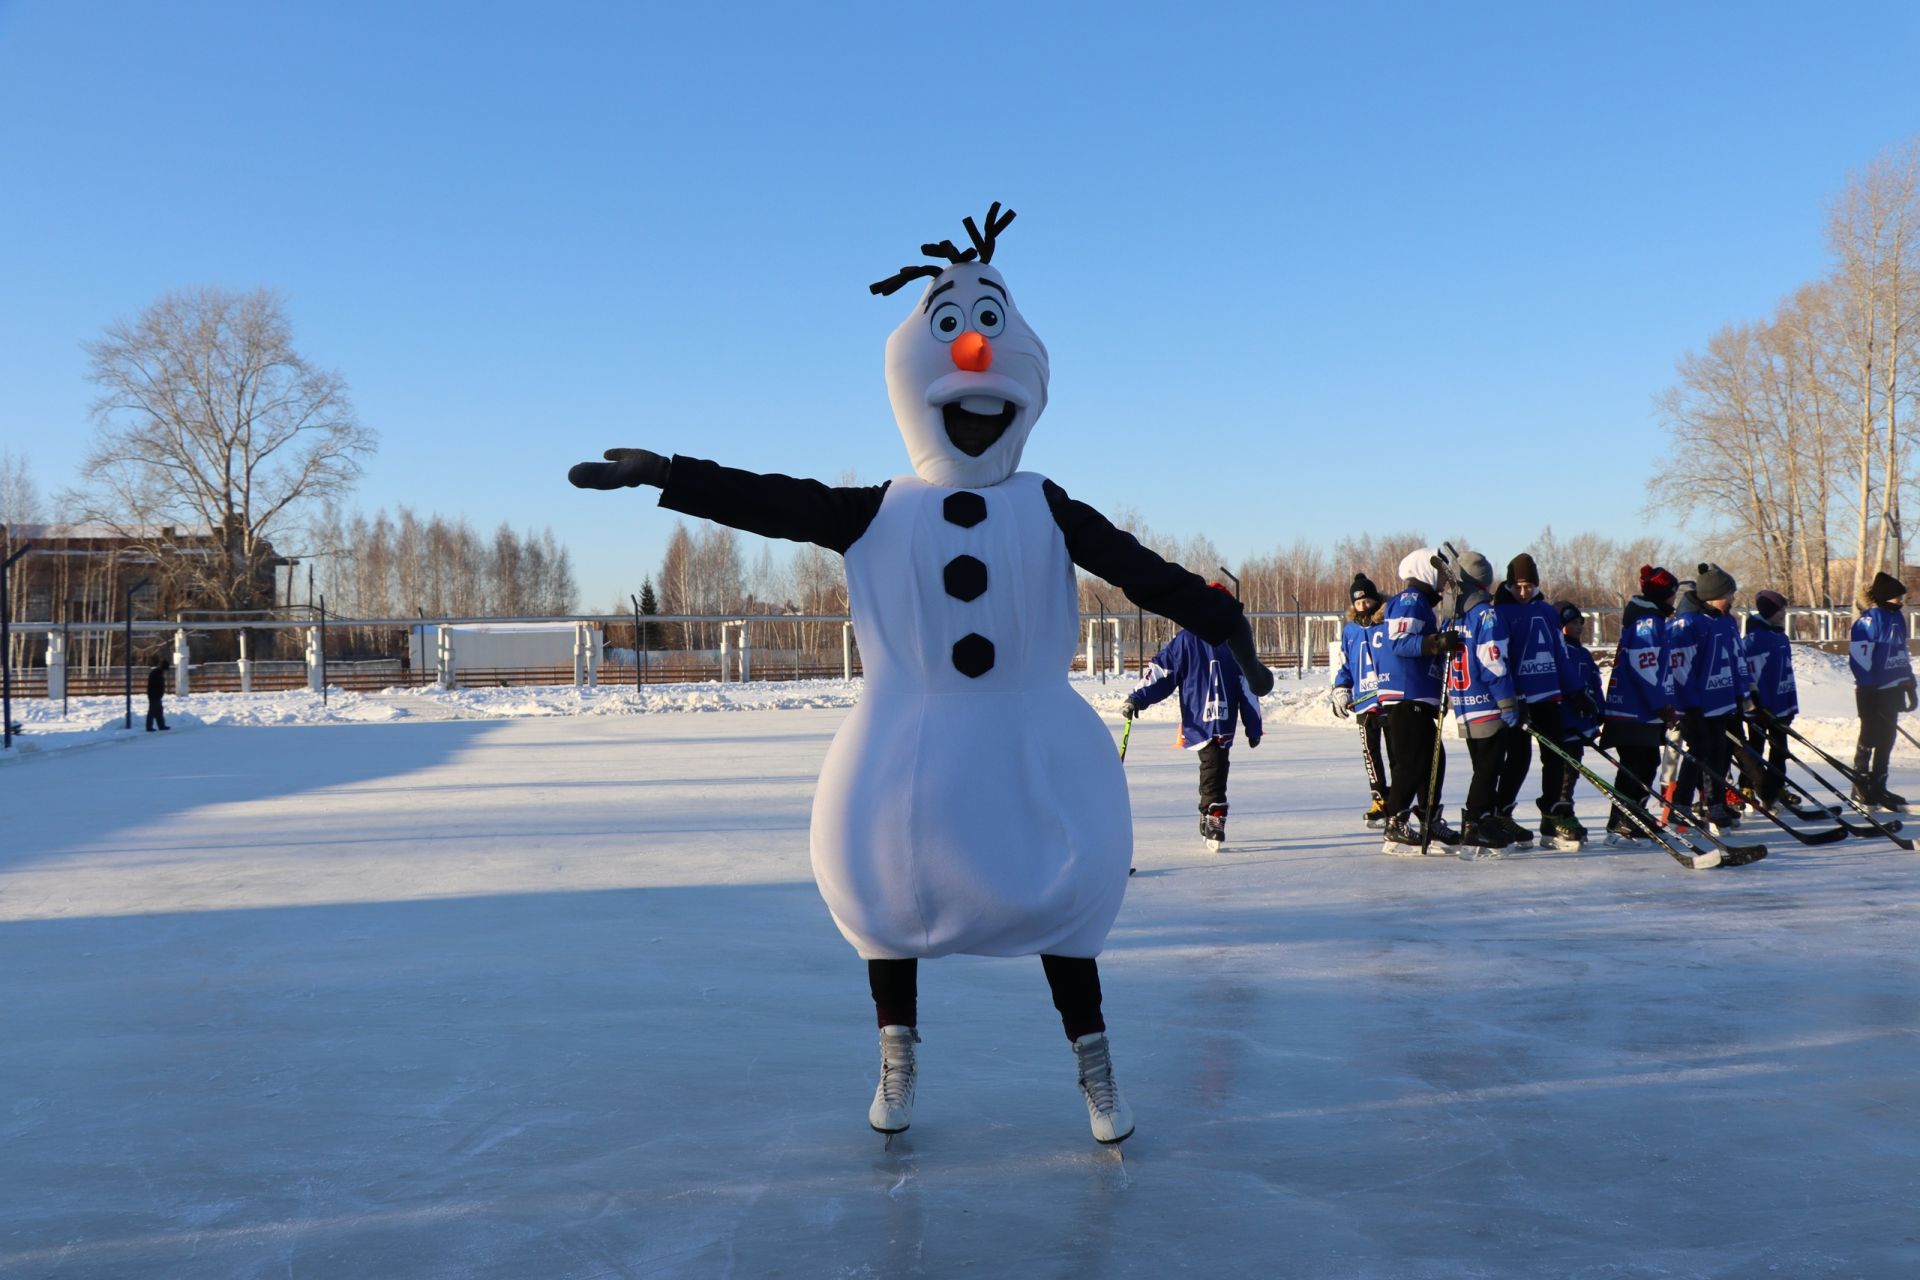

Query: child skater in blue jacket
[1124,583,1265,850]
[1544,601,1605,848]
[1849,571,1915,811]
[1737,589,1799,810]
[1446,550,1523,854]
[1331,573,1391,827]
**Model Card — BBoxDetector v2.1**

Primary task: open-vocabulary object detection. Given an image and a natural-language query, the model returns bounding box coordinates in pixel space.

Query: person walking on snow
[566,204,1273,1148]
[1330,572,1391,827]
[1664,563,1751,831]
[1738,589,1799,810]
[1444,551,1525,854]
[1122,586,1265,852]
[1375,548,1462,854]
[1849,571,1915,812]
[145,659,170,732]
[1600,566,1679,847]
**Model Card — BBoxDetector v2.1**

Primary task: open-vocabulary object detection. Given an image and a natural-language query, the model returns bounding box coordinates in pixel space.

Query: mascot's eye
[971,298,1005,337]
[929,302,965,343]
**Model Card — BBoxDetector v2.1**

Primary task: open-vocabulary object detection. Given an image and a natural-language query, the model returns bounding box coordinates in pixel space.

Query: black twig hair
[869,202,1018,296]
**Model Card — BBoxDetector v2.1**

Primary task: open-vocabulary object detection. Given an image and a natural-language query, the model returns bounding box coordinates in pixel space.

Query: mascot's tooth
[957,395,1005,415]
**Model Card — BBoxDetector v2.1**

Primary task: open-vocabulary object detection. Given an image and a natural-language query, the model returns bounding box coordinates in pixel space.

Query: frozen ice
[2,689,1916,1277]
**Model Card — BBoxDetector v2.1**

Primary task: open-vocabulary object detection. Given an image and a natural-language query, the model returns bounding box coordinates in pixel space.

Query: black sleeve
[1042,479,1243,644]
[657,455,889,555]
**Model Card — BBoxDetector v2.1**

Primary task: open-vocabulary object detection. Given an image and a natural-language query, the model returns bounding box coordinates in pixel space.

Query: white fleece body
[809,473,1131,959]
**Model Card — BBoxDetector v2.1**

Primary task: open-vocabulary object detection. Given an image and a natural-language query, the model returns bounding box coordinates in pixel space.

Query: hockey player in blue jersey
[1848,571,1914,811]
[1600,565,1679,847]
[1376,548,1462,854]
[1446,550,1525,854]
[1665,563,1751,831]
[1737,589,1799,810]
[1544,601,1605,848]
[1330,572,1391,827]
[1123,584,1265,850]
[1492,552,1583,849]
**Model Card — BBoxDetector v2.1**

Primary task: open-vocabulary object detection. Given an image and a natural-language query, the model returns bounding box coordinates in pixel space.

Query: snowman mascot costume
[569,204,1273,1146]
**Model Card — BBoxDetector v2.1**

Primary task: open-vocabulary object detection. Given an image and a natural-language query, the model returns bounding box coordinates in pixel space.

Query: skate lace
[878,1031,918,1107]
[1076,1037,1120,1115]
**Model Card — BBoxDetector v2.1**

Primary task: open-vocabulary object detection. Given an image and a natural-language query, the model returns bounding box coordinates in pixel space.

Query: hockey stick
[1118,717,1132,762]
[1896,720,1920,757]
[1358,712,1385,803]
[1714,730,1850,845]
[1525,727,1714,869]
[1763,715,1916,850]
[1585,738,1767,865]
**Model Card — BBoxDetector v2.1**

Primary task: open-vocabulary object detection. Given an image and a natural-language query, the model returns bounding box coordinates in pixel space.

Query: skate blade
[1381,840,1424,857]
[1204,838,1224,853]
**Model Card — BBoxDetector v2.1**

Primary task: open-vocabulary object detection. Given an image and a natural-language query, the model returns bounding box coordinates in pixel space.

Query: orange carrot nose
[950,331,993,372]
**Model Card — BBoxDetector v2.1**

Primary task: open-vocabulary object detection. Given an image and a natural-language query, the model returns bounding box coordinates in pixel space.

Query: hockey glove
[569,447,671,490]
[1905,683,1918,713]
[1227,619,1275,698]
[1420,631,1465,656]
[1657,704,1679,728]
[1575,691,1600,721]
[1330,686,1353,719]
[1119,698,1140,720]
[1497,699,1523,730]
[1247,732,1262,749]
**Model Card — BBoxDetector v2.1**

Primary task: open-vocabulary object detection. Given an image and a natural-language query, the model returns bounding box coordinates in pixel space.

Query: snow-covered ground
[2,662,1917,1277]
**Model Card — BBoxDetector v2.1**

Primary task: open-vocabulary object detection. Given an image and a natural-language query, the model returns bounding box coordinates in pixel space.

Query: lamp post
[123,577,149,731]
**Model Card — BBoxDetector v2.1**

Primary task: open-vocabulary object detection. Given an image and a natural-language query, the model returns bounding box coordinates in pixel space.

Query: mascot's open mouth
[941,397,1017,457]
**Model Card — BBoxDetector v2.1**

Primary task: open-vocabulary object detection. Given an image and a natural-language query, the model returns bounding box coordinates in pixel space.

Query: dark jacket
[146,666,167,700]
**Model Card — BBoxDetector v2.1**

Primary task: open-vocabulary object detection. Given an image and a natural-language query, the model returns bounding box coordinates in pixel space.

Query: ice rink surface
[3,706,1917,1278]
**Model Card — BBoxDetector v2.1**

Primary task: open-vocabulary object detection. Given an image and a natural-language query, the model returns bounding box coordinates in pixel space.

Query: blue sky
[3,1,1917,609]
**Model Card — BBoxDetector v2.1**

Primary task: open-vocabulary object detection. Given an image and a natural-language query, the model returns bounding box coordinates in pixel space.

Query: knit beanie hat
[1694,562,1738,600]
[1556,601,1584,629]
[1754,589,1788,620]
[1350,572,1380,602]
[1640,565,1678,600]
[1868,571,1906,605]
[1507,553,1539,586]
[1454,550,1494,591]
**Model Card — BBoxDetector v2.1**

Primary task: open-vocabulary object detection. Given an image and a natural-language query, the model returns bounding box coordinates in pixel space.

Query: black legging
[868,955,1105,1041]
[1360,711,1390,802]
[1384,701,1445,819]
[1198,739,1230,811]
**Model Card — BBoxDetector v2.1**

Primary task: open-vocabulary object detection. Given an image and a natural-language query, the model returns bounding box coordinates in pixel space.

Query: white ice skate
[1071,1032,1135,1144]
[868,1025,919,1135]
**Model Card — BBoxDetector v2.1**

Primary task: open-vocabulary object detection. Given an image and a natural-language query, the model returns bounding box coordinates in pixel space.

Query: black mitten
[569,447,671,490]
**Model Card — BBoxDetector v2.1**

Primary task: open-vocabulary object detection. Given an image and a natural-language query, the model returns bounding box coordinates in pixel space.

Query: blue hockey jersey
[1562,638,1604,741]
[1333,611,1386,714]
[1447,596,1516,725]
[1377,583,1446,707]
[1742,616,1799,718]
[1129,628,1264,750]
[1849,605,1914,690]
[1604,598,1674,725]
[1668,601,1748,717]
[1496,591,1575,704]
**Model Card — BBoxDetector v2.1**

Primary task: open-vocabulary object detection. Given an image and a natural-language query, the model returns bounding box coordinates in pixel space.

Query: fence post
[719,625,731,683]
[306,626,323,691]
[173,628,190,697]
[46,628,66,706]
[573,624,586,688]
[586,625,601,687]
[237,629,252,694]
[1085,621,1096,677]
[843,622,855,681]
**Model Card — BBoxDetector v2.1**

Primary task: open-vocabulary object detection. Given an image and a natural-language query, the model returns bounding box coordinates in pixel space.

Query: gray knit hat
[1694,562,1737,600]
[1454,550,1494,591]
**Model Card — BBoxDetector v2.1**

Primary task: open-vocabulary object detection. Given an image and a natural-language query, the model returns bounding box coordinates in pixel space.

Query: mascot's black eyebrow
[921,276,1010,313]
[868,202,1018,297]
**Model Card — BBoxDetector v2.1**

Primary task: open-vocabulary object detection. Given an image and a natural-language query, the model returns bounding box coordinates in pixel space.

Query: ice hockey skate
[868,1025,919,1136]
[1200,802,1228,852]
[1538,808,1586,851]
[1071,1032,1134,1145]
